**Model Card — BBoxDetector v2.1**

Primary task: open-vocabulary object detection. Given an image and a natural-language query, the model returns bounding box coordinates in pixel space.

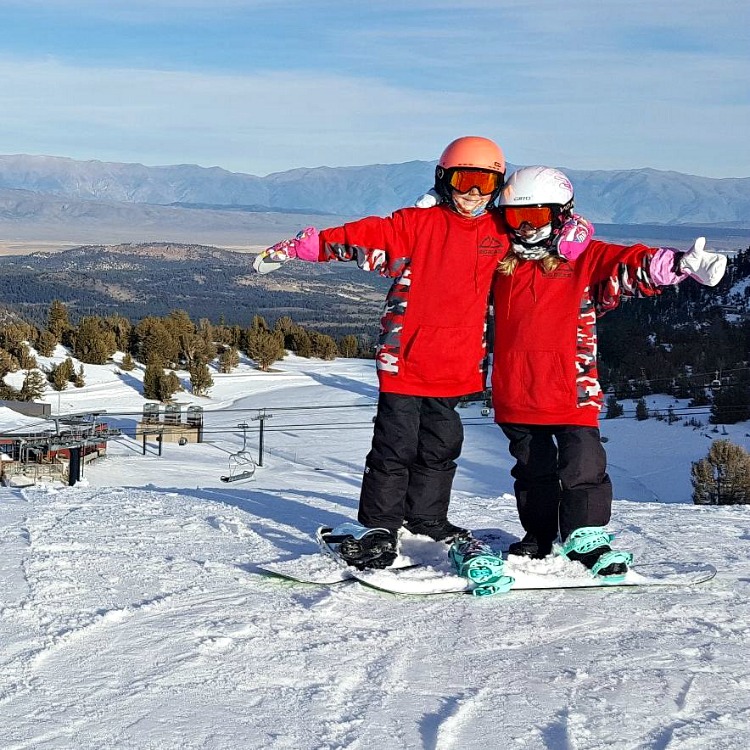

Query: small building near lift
[0,409,121,487]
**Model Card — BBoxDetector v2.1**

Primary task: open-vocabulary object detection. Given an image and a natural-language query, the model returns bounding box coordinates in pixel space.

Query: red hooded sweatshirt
[318,205,510,397]
[491,240,656,427]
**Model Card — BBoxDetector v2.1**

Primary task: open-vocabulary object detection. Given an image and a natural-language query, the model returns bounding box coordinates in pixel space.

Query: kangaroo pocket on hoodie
[403,325,481,385]
[496,350,577,413]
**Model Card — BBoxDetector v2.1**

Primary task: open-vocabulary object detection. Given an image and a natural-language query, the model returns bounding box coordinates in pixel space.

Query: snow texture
[1,350,749,749]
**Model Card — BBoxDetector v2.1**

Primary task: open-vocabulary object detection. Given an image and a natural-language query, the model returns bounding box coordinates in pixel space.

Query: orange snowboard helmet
[435,136,506,203]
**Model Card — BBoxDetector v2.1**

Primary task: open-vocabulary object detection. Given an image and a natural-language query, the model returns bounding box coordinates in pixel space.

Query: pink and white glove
[253,226,320,275]
[555,214,595,261]
[649,237,727,287]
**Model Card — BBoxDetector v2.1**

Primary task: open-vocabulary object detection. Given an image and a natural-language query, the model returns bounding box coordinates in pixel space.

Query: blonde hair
[498,250,563,276]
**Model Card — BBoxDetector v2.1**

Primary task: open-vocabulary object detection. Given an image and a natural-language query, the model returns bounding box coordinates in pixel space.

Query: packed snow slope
[1,352,749,749]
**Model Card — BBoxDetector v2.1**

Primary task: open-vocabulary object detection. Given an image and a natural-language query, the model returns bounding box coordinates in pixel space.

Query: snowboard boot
[560,526,633,580]
[507,532,554,560]
[324,523,399,570]
[448,536,514,595]
[403,517,469,543]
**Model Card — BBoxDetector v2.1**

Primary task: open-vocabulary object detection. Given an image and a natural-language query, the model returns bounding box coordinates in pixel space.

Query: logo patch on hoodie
[478,236,504,255]
[545,265,574,279]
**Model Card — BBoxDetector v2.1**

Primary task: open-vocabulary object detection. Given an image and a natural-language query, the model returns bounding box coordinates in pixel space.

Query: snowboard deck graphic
[258,528,716,596]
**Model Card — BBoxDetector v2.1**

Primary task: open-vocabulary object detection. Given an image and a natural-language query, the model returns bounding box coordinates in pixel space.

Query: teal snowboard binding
[560,526,633,582]
[448,537,514,597]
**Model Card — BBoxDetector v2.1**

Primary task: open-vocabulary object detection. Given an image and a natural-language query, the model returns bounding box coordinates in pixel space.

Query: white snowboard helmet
[499,166,575,248]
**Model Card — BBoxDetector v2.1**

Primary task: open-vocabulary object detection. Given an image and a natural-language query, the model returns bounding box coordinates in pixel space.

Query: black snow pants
[499,424,612,543]
[358,392,464,531]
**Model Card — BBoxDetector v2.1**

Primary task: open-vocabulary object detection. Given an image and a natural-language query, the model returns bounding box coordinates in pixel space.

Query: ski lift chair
[220,422,257,483]
[221,451,256,483]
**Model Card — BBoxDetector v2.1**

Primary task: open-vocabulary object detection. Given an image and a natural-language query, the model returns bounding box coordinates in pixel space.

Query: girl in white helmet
[492,166,725,577]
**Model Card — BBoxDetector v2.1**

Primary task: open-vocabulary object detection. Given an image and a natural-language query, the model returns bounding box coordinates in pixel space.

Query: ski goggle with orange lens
[503,205,554,230]
[447,169,503,195]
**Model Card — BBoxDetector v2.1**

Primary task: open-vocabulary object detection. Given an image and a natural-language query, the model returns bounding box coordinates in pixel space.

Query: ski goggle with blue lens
[447,169,503,195]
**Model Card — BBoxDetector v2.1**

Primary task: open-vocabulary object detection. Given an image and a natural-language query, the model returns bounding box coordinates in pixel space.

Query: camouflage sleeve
[319,213,411,278]
[593,254,662,317]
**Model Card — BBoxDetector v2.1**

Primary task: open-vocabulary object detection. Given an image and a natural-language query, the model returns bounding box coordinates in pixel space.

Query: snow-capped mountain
[1,153,750,225]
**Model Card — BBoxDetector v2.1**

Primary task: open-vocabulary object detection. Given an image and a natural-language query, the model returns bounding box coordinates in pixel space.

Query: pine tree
[73,317,117,364]
[0,322,34,356]
[104,314,132,352]
[246,328,284,371]
[165,309,195,344]
[635,398,649,421]
[142,365,181,402]
[48,364,69,391]
[338,335,359,358]
[60,357,76,382]
[163,371,182,399]
[0,349,16,378]
[691,456,716,504]
[218,347,240,373]
[120,352,136,371]
[143,361,165,401]
[74,365,85,388]
[190,362,214,396]
[251,314,269,332]
[47,300,70,341]
[0,382,19,400]
[179,331,216,369]
[36,330,58,357]
[604,394,624,419]
[288,326,312,357]
[18,370,47,402]
[17,343,37,370]
[691,439,750,505]
[309,331,338,360]
[135,317,179,368]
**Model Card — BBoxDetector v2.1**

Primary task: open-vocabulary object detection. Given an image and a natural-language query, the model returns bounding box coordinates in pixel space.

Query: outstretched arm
[317,214,412,277]
[253,212,414,277]
[649,237,726,287]
[592,255,660,316]
[590,237,727,316]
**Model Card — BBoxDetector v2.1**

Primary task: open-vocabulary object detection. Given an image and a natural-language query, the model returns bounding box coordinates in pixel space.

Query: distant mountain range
[0,154,749,250]
[0,187,345,249]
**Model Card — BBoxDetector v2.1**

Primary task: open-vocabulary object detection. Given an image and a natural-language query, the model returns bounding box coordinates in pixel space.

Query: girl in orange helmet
[253,136,516,568]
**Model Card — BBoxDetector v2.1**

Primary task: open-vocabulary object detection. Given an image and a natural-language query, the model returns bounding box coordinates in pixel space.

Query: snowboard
[258,529,716,596]
[257,528,444,585]
[339,558,717,596]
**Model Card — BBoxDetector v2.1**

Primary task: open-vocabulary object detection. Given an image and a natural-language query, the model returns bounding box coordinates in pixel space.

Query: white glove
[253,227,319,275]
[679,237,727,287]
[414,189,440,208]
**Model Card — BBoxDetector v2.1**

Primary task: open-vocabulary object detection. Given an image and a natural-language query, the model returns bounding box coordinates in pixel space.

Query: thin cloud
[0,2,748,177]
[0,57,493,174]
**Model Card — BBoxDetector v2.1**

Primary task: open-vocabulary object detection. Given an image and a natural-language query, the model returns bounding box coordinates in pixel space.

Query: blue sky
[0,0,748,178]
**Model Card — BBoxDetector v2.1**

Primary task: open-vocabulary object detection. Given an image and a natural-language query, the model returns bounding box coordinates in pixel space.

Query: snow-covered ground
[1,351,749,749]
